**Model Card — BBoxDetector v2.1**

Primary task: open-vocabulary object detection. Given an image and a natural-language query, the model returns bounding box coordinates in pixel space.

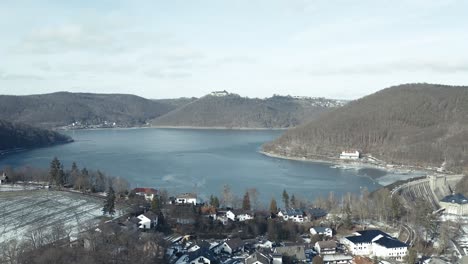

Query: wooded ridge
[0,92,176,128]
[263,83,468,172]
[0,119,72,151]
[151,93,346,128]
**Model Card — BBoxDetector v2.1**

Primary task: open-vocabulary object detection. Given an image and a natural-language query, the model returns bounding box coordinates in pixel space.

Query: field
[0,190,104,244]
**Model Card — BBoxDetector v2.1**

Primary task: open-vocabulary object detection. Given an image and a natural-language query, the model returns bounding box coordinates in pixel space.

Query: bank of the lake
[0,128,425,205]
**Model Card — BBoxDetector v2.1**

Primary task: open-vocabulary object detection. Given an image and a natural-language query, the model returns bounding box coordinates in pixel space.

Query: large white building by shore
[342,230,408,261]
[339,150,360,160]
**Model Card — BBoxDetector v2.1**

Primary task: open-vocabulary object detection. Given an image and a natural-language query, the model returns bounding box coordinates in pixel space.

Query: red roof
[133,188,158,194]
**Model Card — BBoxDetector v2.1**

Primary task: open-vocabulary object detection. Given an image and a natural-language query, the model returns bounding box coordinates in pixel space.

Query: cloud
[299,60,468,76]
[0,71,44,80]
[14,24,117,54]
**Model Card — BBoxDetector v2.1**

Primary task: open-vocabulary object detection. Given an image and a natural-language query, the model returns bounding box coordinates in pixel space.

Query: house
[188,240,212,252]
[216,238,244,255]
[339,151,360,160]
[177,248,218,264]
[323,254,353,264]
[137,211,158,230]
[278,208,305,222]
[245,252,271,264]
[133,188,158,201]
[0,172,8,184]
[315,240,337,255]
[310,227,333,237]
[305,208,328,220]
[343,230,408,261]
[210,90,229,97]
[439,193,468,215]
[175,193,197,205]
[255,239,274,249]
[227,209,254,222]
[274,245,306,262]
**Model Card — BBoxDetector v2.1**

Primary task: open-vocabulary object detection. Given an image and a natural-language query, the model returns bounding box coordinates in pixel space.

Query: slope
[151,93,345,128]
[0,92,175,128]
[263,83,468,171]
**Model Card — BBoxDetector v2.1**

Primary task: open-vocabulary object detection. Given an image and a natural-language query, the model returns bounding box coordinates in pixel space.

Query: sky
[0,0,467,99]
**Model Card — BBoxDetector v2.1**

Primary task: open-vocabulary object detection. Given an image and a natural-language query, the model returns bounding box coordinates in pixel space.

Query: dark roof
[345,230,407,249]
[231,209,254,215]
[128,216,141,224]
[143,211,158,220]
[373,236,408,248]
[187,248,217,262]
[246,252,271,264]
[280,208,303,216]
[275,245,306,261]
[192,240,211,250]
[317,240,336,249]
[345,230,388,244]
[312,227,331,233]
[306,208,328,218]
[441,193,468,204]
[225,238,244,250]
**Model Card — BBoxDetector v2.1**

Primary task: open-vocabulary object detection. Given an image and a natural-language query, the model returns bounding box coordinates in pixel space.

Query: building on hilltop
[439,193,468,215]
[342,230,408,261]
[340,150,360,160]
[210,90,229,97]
[133,188,158,201]
[175,193,198,205]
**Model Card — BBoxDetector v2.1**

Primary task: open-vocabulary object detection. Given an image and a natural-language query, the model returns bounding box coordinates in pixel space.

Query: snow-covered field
[0,190,103,243]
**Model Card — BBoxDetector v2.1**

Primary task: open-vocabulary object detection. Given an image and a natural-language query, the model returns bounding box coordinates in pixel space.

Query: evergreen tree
[242,191,251,210]
[270,198,278,213]
[209,195,220,208]
[71,162,78,173]
[291,194,296,208]
[213,196,220,208]
[343,202,353,229]
[48,157,64,187]
[282,189,289,208]
[103,186,116,216]
[151,196,160,213]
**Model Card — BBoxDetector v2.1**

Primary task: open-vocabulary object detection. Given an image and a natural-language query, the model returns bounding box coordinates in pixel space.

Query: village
[77,186,411,264]
[2,153,468,264]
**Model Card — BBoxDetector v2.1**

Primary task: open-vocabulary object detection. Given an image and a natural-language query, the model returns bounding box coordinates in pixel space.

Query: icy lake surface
[0,128,423,205]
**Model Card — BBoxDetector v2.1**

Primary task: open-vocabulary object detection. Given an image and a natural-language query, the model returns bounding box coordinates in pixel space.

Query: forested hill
[151,93,346,128]
[0,92,176,128]
[263,83,468,172]
[0,119,72,151]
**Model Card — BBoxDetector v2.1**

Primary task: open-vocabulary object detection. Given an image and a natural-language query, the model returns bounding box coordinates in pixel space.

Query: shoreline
[259,150,431,181]
[150,125,288,131]
[59,125,289,131]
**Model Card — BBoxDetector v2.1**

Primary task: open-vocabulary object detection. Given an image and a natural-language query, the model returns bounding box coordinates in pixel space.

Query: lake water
[0,128,421,206]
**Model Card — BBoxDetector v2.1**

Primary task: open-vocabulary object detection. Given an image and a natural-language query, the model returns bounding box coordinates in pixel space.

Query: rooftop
[311,227,331,233]
[280,208,303,216]
[245,252,270,264]
[373,236,408,248]
[225,238,244,250]
[317,240,337,249]
[177,193,197,199]
[345,230,388,244]
[133,187,157,194]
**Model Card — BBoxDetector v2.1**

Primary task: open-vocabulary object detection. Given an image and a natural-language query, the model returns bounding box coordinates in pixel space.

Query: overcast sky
[1,0,467,99]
